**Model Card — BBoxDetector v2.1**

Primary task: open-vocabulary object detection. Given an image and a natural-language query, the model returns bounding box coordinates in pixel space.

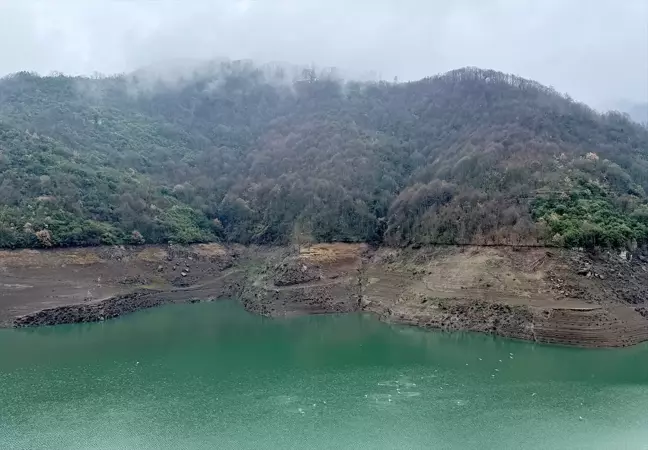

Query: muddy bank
[2,243,647,347]
[2,244,245,328]
[13,269,245,327]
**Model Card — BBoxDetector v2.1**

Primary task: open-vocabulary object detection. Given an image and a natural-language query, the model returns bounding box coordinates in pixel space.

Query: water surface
[1,300,647,449]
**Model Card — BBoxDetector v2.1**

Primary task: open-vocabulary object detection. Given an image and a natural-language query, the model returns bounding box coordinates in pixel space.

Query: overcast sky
[0,0,646,108]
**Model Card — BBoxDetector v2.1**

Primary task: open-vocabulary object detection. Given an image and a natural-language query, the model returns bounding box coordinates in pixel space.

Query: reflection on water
[1,300,647,449]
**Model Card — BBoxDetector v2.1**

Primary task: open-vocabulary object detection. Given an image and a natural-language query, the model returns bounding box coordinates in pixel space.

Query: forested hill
[1,63,648,250]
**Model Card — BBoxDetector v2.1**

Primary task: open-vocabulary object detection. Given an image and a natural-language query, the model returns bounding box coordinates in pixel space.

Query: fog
[0,0,646,107]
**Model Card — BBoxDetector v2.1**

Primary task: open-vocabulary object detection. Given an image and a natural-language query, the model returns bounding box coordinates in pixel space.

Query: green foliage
[1,64,648,249]
[0,123,214,247]
[532,180,648,249]
[158,204,216,245]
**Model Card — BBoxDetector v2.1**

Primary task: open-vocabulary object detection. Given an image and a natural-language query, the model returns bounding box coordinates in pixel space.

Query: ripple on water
[377,381,400,387]
[366,393,393,405]
[399,391,421,398]
[2,301,648,450]
[377,378,417,389]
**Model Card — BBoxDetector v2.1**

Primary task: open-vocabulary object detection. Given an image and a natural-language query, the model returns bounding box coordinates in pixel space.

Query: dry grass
[299,243,367,264]
[0,249,102,267]
[62,250,102,265]
[136,247,169,263]
[192,243,228,257]
[0,250,43,267]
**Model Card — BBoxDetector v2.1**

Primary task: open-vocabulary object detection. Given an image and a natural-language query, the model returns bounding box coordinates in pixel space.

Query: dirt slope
[0,244,244,327]
[361,247,648,347]
[1,243,647,347]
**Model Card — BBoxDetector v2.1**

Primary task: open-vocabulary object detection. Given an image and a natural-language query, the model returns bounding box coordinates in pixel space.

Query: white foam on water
[400,391,421,398]
[366,393,394,405]
[377,381,400,387]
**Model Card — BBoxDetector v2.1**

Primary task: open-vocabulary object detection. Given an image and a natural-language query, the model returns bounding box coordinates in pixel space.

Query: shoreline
[2,243,648,348]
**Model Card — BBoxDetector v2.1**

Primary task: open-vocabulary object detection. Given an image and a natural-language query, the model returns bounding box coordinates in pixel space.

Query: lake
[1,300,647,449]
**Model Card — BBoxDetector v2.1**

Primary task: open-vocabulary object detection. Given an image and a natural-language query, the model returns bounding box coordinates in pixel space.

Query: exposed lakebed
[1,300,647,449]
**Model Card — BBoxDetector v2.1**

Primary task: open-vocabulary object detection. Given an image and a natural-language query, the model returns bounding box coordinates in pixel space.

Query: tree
[35,229,52,247]
[0,63,647,250]
[130,230,145,245]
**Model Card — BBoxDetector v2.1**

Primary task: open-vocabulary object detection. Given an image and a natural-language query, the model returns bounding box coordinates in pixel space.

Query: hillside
[1,63,648,250]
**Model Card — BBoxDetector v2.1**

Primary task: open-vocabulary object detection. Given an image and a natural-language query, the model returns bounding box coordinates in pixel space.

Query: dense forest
[1,62,647,250]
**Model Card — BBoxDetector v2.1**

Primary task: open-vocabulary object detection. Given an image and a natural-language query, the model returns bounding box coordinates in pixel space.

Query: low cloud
[0,0,646,107]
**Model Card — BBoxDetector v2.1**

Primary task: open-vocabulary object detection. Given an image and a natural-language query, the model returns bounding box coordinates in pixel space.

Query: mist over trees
[1,62,647,250]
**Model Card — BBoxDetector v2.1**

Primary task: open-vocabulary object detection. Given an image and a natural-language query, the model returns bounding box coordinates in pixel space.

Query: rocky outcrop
[241,245,363,316]
[272,257,322,286]
[14,291,174,327]
[241,279,361,317]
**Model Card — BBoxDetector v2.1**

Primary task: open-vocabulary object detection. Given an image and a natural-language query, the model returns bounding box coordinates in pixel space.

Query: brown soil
[1,243,647,348]
[361,246,648,347]
[0,244,244,327]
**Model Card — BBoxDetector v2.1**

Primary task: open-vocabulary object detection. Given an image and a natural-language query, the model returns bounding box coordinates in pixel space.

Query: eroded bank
[2,243,647,347]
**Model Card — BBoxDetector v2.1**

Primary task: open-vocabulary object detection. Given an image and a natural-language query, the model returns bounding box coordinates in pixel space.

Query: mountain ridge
[1,63,647,250]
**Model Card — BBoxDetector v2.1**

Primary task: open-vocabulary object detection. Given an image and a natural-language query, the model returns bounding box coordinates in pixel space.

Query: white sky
[0,0,646,107]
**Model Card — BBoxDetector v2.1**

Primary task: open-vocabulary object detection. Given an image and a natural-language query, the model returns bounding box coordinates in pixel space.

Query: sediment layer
[2,243,647,347]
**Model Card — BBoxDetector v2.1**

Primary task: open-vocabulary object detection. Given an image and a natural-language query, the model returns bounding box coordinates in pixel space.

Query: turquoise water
[1,300,647,449]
